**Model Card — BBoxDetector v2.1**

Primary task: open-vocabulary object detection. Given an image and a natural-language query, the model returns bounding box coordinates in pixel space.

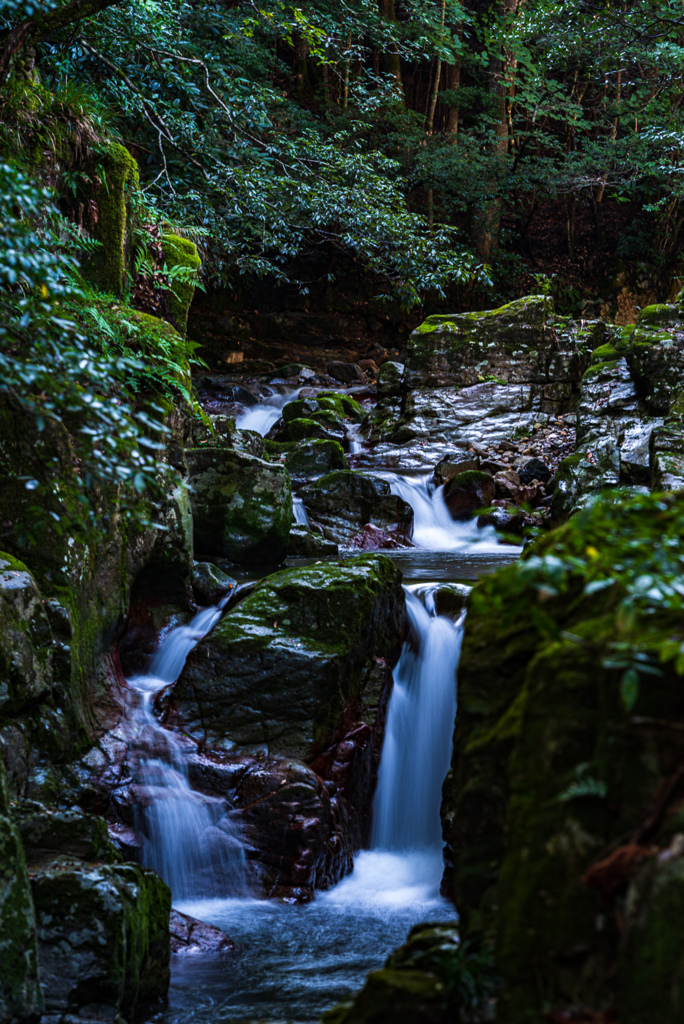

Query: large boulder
[186,447,292,564]
[0,398,195,789]
[174,554,405,758]
[322,923,490,1024]
[300,471,413,547]
[620,840,684,1024]
[359,298,598,471]
[31,859,171,1021]
[551,303,684,516]
[443,492,684,1022]
[0,765,41,1024]
[0,554,53,720]
[265,439,347,481]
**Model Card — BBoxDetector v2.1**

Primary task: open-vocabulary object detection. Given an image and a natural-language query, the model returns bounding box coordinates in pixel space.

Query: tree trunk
[425,0,446,133]
[378,0,404,105]
[471,0,520,261]
[0,0,126,84]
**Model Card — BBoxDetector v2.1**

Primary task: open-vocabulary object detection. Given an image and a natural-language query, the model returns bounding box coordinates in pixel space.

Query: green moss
[449,492,684,1021]
[287,418,334,441]
[590,343,618,364]
[451,470,494,486]
[85,143,139,295]
[582,358,620,379]
[315,392,365,422]
[637,303,680,328]
[161,233,201,336]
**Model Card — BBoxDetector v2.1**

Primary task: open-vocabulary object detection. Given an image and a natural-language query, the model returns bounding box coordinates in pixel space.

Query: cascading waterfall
[125,598,247,900]
[235,387,301,436]
[371,586,463,851]
[293,496,310,527]
[378,471,501,551]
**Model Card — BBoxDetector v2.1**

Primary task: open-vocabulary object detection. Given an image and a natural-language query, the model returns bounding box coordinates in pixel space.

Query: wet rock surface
[31,858,171,1021]
[170,909,238,955]
[173,555,405,758]
[300,471,413,547]
[187,447,292,564]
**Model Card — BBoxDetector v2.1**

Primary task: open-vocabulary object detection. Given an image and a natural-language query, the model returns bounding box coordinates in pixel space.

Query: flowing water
[158,582,461,1024]
[125,599,247,900]
[293,496,310,527]
[235,387,301,436]
[136,458,519,1023]
[371,589,463,851]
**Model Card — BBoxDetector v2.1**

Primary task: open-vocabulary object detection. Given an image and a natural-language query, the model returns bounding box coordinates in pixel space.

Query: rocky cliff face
[442,494,684,1023]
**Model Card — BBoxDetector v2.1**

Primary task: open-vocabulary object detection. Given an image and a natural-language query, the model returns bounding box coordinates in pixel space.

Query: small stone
[191,562,237,606]
[519,457,551,485]
[327,360,363,383]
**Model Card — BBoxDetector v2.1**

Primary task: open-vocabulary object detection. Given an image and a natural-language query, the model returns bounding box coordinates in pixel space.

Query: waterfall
[125,598,247,900]
[293,497,310,527]
[378,471,502,551]
[235,387,301,436]
[370,586,463,851]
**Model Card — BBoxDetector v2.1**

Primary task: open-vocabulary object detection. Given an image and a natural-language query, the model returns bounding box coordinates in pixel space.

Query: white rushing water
[235,387,300,436]
[378,470,519,553]
[125,599,247,900]
[164,583,461,1023]
[371,586,463,850]
[293,496,310,527]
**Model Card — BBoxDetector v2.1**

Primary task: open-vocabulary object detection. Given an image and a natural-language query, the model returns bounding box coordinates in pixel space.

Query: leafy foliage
[0,160,185,542]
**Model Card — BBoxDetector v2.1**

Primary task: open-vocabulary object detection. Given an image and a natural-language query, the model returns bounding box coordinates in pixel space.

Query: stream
[127,389,521,1024]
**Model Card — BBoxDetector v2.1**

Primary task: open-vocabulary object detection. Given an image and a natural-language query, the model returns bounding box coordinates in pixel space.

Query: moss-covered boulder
[0,554,53,720]
[193,413,266,459]
[300,471,413,546]
[279,439,347,480]
[406,295,584,389]
[0,398,195,788]
[84,142,139,295]
[620,844,684,1024]
[0,765,41,1024]
[190,561,236,606]
[13,801,121,867]
[288,525,339,557]
[444,492,684,1022]
[322,923,492,1024]
[174,555,405,757]
[285,416,345,443]
[161,232,201,336]
[31,858,171,1020]
[186,447,292,564]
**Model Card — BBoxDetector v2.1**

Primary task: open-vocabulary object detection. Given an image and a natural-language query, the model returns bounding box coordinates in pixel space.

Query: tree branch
[0,0,125,84]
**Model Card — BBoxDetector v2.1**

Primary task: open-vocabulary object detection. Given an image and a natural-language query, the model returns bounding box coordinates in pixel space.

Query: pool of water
[156,851,456,1024]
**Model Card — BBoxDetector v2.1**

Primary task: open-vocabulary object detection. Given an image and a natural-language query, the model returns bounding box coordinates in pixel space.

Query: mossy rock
[446,492,684,1021]
[175,554,405,756]
[84,142,139,295]
[286,440,347,480]
[31,858,171,1019]
[0,760,41,1024]
[620,850,684,1024]
[0,553,53,720]
[161,233,201,336]
[286,417,342,442]
[300,471,413,546]
[186,447,292,564]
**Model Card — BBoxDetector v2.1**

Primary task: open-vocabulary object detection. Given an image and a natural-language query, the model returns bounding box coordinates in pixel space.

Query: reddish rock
[170,909,238,955]
[442,471,495,520]
[348,524,408,550]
